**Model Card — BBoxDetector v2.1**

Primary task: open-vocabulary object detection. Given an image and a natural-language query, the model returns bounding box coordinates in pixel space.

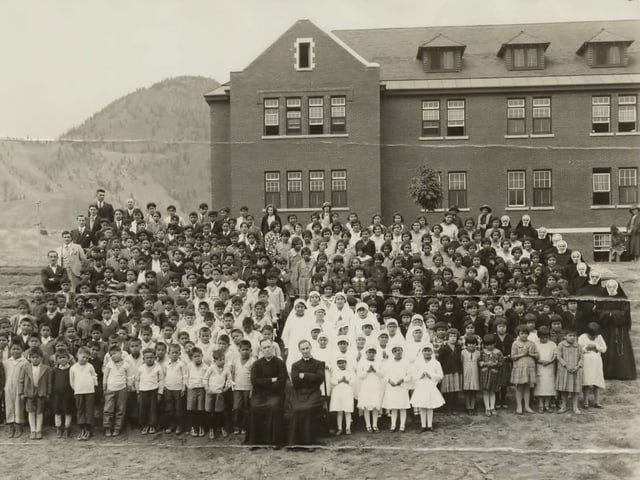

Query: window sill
[616,204,635,209]
[263,207,350,213]
[530,206,555,210]
[616,131,640,136]
[261,134,349,140]
[421,207,470,213]
[505,206,529,211]
[419,136,444,141]
[530,134,555,138]
[589,132,614,137]
[444,136,469,140]
[504,135,529,139]
[590,205,615,209]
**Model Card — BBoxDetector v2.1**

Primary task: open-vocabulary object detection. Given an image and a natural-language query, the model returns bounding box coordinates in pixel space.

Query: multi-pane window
[507,171,526,207]
[507,99,526,135]
[264,172,281,208]
[592,96,611,133]
[593,233,612,262]
[330,96,347,133]
[447,172,467,208]
[286,171,303,208]
[447,100,465,136]
[308,97,324,135]
[309,171,325,208]
[264,98,280,136]
[331,170,347,207]
[532,98,552,134]
[594,45,622,67]
[618,95,637,132]
[513,47,539,69]
[285,98,302,135]
[619,168,638,204]
[533,170,552,207]
[592,168,611,205]
[429,49,455,71]
[422,101,440,137]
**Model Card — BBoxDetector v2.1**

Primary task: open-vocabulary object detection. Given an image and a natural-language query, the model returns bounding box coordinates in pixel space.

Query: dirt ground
[0,264,639,480]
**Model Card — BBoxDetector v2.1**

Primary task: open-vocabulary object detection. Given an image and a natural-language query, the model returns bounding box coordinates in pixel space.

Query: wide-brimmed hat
[630,205,640,214]
[448,205,460,213]
[479,204,492,213]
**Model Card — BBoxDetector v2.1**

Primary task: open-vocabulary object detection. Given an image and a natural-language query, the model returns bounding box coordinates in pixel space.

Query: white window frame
[446,100,465,136]
[592,96,611,133]
[619,167,638,205]
[285,98,302,135]
[308,97,324,134]
[447,172,467,208]
[309,170,325,208]
[532,97,552,134]
[330,96,347,134]
[422,100,441,137]
[331,170,348,207]
[294,38,315,71]
[264,98,280,136]
[507,171,526,207]
[532,170,552,207]
[264,172,281,207]
[507,98,526,135]
[286,171,303,208]
[618,95,637,133]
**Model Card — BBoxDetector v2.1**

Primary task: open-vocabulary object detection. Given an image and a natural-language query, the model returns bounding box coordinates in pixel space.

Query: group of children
[0,200,628,441]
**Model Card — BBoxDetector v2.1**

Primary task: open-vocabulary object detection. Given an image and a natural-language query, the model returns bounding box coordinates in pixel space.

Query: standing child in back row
[70,347,98,440]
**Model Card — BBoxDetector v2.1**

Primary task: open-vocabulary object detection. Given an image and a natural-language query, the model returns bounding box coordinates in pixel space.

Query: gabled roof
[416,33,466,59]
[497,31,550,57]
[576,28,634,55]
[333,19,639,81]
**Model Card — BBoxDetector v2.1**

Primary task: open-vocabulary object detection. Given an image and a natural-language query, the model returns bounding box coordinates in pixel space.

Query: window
[308,97,324,135]
[422,100,440,137]
[592,96,610,133]
[507,171,526,207]
[531,97,552,134]
[264,98,279,136]
[593,234,612,262]
[619,168,638,204]
[447,100,465,136]
[507,98,526,135]
[513,47,539,69]
[286,171,303,208]
[533,170,552,207]
[428,49,455,71]
[309,171,325,208]
[618,95,637,132]
[295,39,313,70]
[331,170,347,207]
[264,172,281,208]
[594,44,622,67]
[592,168,611,205]
[285,98,301,135]
[447,172,467,208]
[330,96,347,134]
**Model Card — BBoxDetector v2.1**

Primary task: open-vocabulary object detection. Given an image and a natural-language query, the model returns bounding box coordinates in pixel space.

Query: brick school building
[205,19,640,261]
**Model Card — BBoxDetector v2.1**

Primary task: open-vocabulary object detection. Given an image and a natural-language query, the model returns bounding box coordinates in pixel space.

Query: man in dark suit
[123,198,136,223]
[41,251,69,292]
[95,188,115,222]
[70,215,93,249]
[112,209,126,237]
[87,204,103,237]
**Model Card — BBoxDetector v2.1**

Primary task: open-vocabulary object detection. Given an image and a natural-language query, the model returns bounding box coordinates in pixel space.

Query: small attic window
[594,44,622,66]
[416,34,465,73]
[513,47,540,69]
[428,49,456,71]
[295,38,315,71]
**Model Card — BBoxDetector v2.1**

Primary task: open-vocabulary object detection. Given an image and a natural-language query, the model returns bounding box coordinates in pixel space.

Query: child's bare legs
[515,385,523,413]
[571,393,581,414]
[35,413,43,436]
[28,412,37,434]
[398,409,407,431]
[371,409,379,430]
[522,386,534,413]
[489,392,496,411]
[593,387,601,407]
[419,408,427,428]
[558,392,568,412]
[482,391,491,413]
[363,410,371,430]
[469,392,476,411]
[390,409,398,431]
[336,411,344,433]
[344,412,352,434]
[582,386,591,408]
[426,409,434,428]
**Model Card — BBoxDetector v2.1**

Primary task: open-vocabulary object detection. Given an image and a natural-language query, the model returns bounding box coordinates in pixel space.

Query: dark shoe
[63,428,70,439]
[14,425,22,438]
[421,427,427,433]
[55,427,62,439]
[30,431,37,440]
[105,429,112,437]
[36,431,43,440]
[427,427,433,432]
[594,404,604,409]
[175,427,183,435]
[7,424,15,438]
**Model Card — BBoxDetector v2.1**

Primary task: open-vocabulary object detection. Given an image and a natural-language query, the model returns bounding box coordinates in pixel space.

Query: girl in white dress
[534,327,557,412]
[382,345,411,432]
[356,346,384,432]
[4,343,29,437]
[330,357,356,435]
[410,344,445,432]
[578,322,607,409]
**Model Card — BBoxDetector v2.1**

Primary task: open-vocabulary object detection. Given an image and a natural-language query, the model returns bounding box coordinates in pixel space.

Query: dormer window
[416,34,465,73]
[497,31,549,71]
[576,29,633,68]
[294,38,315,71]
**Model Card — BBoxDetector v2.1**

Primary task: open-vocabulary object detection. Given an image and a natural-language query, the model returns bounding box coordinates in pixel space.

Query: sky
[0,0,638,139]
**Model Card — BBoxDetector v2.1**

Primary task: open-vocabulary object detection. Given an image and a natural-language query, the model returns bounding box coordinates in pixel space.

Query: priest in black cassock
[246,339,287,447]
[288,340,325,447]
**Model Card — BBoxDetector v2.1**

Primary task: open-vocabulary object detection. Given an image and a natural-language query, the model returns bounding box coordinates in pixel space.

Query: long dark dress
[288,357,325,445]
[246,356,287,446]
[596,295,637,380]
